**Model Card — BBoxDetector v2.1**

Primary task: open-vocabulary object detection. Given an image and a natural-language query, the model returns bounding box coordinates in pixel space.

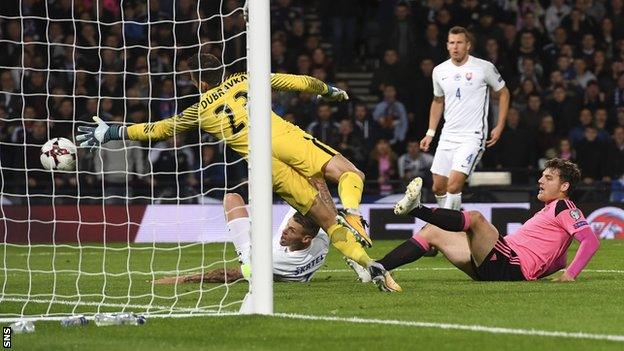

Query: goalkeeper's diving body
[76,53,400,292]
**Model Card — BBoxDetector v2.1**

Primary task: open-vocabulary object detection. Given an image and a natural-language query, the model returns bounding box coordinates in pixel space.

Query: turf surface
[1,240,623,350]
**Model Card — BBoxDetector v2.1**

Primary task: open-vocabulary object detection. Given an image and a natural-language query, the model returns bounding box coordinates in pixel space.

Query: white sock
[434,194,447,207]
[227,217,251,265]
[444,192,462,210]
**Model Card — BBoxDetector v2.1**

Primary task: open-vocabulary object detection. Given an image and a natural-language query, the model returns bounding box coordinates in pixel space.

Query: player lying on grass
[154,192,328,284]
[365,159,600,282]
[153,179,373,285]
[76,53,400,291]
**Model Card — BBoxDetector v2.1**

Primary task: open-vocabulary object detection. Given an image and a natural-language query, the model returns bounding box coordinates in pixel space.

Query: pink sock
[461,211,471,231]
[410,233,430,251]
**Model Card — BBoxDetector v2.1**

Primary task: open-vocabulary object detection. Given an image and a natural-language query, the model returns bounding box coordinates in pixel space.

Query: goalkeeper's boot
[339,209,373,248]
[368,262,402,292]
[335,213,371,248]
[394,177,423,215]
[344,257,372,283]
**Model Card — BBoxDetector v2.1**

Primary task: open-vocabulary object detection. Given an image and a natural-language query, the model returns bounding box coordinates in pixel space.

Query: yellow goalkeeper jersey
[126,72,330,157]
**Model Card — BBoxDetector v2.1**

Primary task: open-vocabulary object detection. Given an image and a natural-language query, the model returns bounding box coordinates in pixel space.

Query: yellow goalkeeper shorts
[272,130,339,179]
[272,157,318,215]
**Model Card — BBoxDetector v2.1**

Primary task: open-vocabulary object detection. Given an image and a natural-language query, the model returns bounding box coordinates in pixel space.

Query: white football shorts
[430,141,484,177]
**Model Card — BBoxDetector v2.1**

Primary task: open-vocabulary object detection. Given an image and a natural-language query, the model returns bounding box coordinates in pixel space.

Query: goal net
[0,0,265,320]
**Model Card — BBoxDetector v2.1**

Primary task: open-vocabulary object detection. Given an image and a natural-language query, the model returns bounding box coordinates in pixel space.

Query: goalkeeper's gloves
[76,116,123,150]
[319,85,349,102]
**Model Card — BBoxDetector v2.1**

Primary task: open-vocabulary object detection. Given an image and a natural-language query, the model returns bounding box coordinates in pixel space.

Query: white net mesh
[0,0,250,319]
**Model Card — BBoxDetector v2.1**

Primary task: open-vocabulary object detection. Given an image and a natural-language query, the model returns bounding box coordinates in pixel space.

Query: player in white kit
[223,192,330,282]
[420,26,510,210]
[153,191,329,284]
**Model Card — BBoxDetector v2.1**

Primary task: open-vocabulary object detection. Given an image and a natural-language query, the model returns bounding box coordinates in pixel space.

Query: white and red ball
[40,137,77,171]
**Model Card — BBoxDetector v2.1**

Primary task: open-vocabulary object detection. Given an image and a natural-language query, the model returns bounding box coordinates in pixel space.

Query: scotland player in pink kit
[378,158,600,283]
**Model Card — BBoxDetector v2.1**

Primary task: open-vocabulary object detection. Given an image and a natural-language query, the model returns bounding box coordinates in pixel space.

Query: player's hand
[552,272,575,282]
[486,126,503,147]
[76,116,120,150]
[319,85,349,102]
[420,135,432,152]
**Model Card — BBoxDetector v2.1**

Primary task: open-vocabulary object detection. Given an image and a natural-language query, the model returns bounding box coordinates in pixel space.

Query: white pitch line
[273,313,624,343]
[0,312,229,323]
[0,309,622,342]
[583,269,624,273]
[319,267,624,274]
[0,297,193,312]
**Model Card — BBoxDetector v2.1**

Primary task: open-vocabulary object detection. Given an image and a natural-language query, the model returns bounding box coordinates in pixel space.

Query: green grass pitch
[1,240,623,350]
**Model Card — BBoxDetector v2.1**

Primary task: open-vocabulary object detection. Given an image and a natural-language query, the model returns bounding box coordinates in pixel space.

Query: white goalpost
[0,0,272,321]
[246,0,273,315]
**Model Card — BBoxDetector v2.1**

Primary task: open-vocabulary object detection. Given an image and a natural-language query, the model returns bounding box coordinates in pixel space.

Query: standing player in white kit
[420,26,510,210]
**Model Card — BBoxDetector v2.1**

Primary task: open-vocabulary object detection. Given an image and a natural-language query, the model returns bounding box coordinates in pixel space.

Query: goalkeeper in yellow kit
[76,53,401,292]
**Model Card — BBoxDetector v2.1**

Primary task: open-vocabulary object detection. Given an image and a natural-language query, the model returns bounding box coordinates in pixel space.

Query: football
[40,137,77,171]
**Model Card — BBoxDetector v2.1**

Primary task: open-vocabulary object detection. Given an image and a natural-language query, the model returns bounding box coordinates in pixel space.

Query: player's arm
[552,202,600,282]
[125,103,200,141]
[270,73,348,101]
[421,95,444,152]
[553,227,600,282]
[421,66,444,152]
[76,103,200,148]
[486,86,510,148]
[152,268,244,284]
[485,63,509,147]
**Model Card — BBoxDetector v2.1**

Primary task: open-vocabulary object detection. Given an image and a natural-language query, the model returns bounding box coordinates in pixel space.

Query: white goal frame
[246,0,273,315]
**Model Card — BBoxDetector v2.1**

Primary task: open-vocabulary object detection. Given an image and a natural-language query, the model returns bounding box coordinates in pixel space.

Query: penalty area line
[273,313,624,343]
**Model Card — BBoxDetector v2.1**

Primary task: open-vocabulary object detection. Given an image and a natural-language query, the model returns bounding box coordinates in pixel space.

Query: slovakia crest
[586,207,624,239]
[465,72,473,81]
[454,73,462,81]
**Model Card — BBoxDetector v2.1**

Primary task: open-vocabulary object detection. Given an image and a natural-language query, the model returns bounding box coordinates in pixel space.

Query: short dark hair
[292,212,320,237]
[544,158,581,195]
[187,53,224,86]
[448,26,473,45]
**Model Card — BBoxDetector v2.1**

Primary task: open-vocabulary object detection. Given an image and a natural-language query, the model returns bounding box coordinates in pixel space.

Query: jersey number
[214,90,248,135]
[455,87,461,99]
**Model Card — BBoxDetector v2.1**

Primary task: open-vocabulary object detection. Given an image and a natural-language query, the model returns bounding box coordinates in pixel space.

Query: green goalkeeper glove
[319,85,349,102]
[76,116,123,151]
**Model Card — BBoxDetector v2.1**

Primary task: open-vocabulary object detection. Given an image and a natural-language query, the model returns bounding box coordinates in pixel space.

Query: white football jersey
[432,55,505,146]
[272,208,329,282]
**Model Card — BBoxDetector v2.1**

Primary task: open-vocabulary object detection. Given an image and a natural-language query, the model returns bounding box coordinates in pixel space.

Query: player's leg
[323,153,365,208]
[273,158,401,291]
[444,171,467,210]
[272,132,372,247]
[223,193,252,271]
[376,224,476,279]
[430,148,452,207]
[428,151,452,256]
[445,145,484,209]
[463,211,500,266]
[431,173,448,207]
[322,154,371,246]
[395,176,498,260]
[272,158,367,265]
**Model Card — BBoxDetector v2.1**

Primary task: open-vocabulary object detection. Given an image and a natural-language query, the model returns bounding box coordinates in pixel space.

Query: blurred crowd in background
[1,0,624,204]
